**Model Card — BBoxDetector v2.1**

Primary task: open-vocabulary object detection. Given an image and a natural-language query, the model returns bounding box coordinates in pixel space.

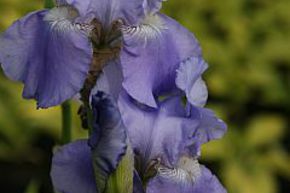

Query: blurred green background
[0,0,289,193]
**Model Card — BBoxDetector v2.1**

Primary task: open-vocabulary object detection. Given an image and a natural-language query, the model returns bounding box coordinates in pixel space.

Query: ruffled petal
[89,92,127,192]
[190,107,227,145]
[0,9,92,108]
[147,165,226,193]
[121,14,201,107]
[176,57,208,107]
[61,0,144,25]
[118,92,199,169]
[119,91,226,172]
[50,140,97,193]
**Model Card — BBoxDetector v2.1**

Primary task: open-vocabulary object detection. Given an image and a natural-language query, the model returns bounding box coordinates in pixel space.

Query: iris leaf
[105,145,134,193]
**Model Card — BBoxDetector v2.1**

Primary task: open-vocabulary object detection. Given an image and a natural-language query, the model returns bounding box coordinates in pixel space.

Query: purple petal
[176,57,208,107]
[118,92,199,169]
[144,0,165,13]
[119,91,226,172]
[134,170,145,193]
[0,10,92,108]
[92,60,123,100]
[121,14,201,107]
[89,92,127,192]
[61,0,144,25]
[190,107,227,145]
[147,165,226,193]
[191,166,227,193]
[50,140,97,193]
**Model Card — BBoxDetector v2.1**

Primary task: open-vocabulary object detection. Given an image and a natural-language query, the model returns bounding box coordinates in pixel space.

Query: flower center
[79,18,123,128]
[122,14,167,43]
[44,6,79,32]
[157,156,201,185]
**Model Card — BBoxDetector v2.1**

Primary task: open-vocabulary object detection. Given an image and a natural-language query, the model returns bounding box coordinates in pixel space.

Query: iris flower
[0,0,143,108]
[1,0,227,192]
[119,91,226,193]
[51,91,227,193]
[0,0,203,109]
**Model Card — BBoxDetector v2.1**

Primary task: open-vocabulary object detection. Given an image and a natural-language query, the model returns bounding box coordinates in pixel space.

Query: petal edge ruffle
[0,10,92,108]
[121,14,201,108]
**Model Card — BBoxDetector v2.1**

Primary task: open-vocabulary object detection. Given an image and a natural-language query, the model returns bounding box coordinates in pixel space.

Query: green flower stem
[61,101,72,144]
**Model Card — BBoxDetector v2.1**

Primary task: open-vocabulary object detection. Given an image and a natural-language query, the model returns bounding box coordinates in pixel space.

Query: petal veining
[147,165,226,193]
[120,14,201,108]
[44,6,82,33]
[118,93,199,172]
[122,14,167,44]
[158,156,201,186]
[0,10,92,108]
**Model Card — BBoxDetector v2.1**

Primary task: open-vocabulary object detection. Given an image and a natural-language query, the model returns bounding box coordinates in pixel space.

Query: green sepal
[104,145,134,193]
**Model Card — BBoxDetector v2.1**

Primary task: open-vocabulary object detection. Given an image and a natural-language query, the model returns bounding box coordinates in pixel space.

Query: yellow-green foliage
[0,0,289,193]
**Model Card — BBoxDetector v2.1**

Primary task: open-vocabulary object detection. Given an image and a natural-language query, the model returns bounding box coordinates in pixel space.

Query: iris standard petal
[189,107,227,145]
[61,0,144,25]
[121,13,201,108]
[118,92,199,170]
[176,57,208,107]
[147,165,226,193]
[50,140,97,193]
[89,92,127,192]
[0,9,92,108]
